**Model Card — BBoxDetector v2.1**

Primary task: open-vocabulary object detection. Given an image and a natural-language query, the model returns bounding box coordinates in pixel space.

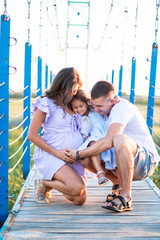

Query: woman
[27,67,86,205]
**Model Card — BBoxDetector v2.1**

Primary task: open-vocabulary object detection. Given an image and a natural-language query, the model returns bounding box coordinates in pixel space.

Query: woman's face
[71,99,88,116]
[72,83,79,96]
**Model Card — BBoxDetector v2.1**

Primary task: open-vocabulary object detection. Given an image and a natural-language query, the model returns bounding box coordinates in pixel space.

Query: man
[67,81,159,212]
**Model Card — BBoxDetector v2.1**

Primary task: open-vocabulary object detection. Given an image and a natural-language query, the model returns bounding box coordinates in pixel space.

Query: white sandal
[97,171,109,186]
[34,179,51,203]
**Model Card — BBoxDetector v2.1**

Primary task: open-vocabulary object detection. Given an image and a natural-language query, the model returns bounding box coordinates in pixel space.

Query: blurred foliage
[9,91,37,99]
[151,128,160,189]
[8,128,34,212]
[151,163,160,189]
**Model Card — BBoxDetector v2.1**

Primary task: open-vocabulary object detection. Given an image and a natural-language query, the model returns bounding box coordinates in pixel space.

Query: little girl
[70,90,109,186]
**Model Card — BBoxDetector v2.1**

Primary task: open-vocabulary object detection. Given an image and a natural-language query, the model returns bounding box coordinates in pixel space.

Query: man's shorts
[133,144,159,181]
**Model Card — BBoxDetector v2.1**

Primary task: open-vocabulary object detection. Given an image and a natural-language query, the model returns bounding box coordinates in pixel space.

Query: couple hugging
[27,67,159,213]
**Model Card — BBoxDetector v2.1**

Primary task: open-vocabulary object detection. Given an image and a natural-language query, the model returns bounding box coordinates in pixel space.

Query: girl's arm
[27,108,75,163]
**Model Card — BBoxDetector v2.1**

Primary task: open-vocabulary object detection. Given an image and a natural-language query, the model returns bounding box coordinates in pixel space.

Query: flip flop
[102,195,132,212]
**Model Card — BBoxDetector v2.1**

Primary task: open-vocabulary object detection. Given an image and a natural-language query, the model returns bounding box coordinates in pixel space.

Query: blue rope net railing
[0,0,160,229]
[0,10,10,226]
[0,0,54,227]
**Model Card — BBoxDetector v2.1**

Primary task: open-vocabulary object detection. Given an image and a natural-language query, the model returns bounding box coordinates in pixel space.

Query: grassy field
[7,98,160,213]
[8,99,35,211]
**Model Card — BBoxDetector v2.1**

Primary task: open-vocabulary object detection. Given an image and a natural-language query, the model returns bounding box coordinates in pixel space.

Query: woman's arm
[27,108,75,163]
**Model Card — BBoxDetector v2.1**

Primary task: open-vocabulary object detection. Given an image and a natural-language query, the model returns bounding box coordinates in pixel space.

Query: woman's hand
[65,148,77,160]
[55,150,76,163]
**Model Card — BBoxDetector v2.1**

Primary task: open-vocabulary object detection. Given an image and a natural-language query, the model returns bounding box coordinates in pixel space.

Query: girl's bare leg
[91,154,108,184]
[81,157,119,186]
[85,141,117,185]
[87,141,105,177]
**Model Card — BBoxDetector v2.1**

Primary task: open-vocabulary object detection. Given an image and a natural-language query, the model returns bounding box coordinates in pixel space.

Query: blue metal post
[147,42,158,135]
[111,69,114,85]
[37,56,42,136]
[118,65,123,97]
[0,14,10,226]
[50,70,52,85]
[37,56,42,97]
[129,57,136,104]
[23,42,32,179]
[45,64,48,90]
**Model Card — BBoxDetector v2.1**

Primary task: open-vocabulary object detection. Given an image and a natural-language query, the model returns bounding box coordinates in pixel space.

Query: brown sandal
[34,179,51,203]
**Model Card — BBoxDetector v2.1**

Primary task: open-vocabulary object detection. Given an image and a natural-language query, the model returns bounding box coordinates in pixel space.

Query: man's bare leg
[103,134,137,208]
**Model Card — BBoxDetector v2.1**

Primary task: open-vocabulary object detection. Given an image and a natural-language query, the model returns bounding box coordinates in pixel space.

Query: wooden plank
[12,215,160,224]
[5,233,160,240]
[10,222,160,231]
[5,225,160,237]
[3,168,160,240]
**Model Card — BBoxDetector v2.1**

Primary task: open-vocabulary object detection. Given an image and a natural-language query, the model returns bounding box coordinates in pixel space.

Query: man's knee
[113,134,127,150]
[113,134,136,153]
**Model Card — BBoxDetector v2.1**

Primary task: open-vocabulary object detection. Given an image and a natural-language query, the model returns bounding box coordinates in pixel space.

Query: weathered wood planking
[1,167,160,240]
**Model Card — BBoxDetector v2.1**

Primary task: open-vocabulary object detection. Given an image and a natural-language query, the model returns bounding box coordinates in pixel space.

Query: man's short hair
[91,81,114,99]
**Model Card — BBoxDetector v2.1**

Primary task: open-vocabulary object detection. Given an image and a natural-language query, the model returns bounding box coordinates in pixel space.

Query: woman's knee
[67,180,86,196]
[72,190,87,205]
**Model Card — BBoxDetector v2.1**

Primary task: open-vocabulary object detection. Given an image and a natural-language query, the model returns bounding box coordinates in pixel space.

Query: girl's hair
[69,89,92,114]
[45,67,82,108]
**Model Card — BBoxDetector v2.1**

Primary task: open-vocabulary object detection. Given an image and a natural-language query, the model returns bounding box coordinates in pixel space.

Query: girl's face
[71,99,88,116]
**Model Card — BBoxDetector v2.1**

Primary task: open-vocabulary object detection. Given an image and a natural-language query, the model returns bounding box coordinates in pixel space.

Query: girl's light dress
[78,111,117,170]
[32,97,85,180]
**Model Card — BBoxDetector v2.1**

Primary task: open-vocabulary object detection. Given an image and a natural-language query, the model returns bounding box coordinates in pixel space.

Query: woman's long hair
[45,67,82,109]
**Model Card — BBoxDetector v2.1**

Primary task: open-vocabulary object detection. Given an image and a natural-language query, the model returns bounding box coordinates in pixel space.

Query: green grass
[135,103,160,189]
[8,128,34,212]
[8,96,35,212]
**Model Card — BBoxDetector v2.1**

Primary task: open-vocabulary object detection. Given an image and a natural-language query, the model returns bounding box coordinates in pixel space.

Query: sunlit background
[0,0,160,95]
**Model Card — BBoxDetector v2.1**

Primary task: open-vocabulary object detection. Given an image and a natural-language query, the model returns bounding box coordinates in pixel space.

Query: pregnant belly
[43,131,83,150]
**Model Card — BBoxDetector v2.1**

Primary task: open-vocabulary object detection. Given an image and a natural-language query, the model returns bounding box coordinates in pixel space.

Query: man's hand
[56,150,76,163]
[65,148,77,160]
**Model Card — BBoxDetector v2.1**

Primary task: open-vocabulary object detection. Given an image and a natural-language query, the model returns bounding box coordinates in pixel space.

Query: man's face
[91,95,114,116]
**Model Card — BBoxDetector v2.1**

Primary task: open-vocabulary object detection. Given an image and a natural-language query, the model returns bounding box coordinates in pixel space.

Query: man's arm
[68,123,124,159]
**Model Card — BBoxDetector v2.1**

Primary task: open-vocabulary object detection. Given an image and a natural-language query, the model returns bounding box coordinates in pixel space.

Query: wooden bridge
[1,167,160,240]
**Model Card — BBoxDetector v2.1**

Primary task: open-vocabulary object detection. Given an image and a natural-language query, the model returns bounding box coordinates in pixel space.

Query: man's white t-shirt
[108,98,159,160]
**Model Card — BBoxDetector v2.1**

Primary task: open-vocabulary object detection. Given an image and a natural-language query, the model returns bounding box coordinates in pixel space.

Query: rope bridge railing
[118,42,160,150]
[0,0,160,230]
[110,1,160,154]
[0,1,54,227]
